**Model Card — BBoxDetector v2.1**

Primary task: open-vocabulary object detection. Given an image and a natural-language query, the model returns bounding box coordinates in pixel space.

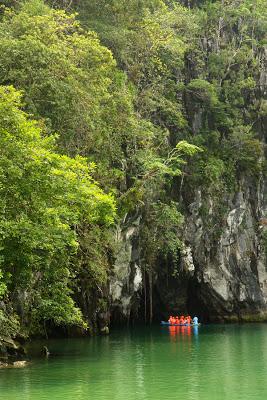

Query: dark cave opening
[186,278,212,323]
[109,266,217,328]
[136,272,213,325]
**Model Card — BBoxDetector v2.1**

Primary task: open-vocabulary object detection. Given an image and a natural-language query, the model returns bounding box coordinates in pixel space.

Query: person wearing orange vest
[180,315,185,325]
[175,316,179,325]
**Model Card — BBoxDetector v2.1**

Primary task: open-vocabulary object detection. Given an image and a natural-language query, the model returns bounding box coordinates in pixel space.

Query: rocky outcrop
[109,215,142,323]
[109,176,267,323]
[182,178,267,321]
[0,360,27,369]
[0,337,26,361]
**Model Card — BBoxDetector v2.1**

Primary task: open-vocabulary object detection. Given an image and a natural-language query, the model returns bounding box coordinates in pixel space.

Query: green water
[1,324,267,400]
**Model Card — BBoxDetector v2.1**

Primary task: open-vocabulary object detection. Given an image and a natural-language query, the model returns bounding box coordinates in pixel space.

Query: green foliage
[79,0,197,129]
[141,202,184,269]
[0,271,7,298]
[0,0,119,157]
[32,280,85,328]
[0,310,20,338]
[200,156,225,184]
[186,80,219,107]
[0,85,115,332]
[136,141,201,272]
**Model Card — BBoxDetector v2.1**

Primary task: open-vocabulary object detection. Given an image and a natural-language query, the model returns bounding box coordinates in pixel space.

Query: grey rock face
[0,337,26,360]
[109,176,267,322]
[183,178,267,320]
[109,216,142,321]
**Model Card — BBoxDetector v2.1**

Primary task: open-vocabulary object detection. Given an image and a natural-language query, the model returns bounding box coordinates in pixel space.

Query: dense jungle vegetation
[0,0,266,338]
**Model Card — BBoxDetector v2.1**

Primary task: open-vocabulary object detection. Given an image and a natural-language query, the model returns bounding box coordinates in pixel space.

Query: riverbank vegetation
[0,0,266,339]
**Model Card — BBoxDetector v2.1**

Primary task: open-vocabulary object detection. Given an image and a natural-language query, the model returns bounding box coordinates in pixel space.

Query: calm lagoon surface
[1,324,267,400]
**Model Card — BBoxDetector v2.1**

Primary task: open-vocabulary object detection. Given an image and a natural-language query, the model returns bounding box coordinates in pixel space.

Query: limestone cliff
[109,175,267,323]
[109,46,267,324]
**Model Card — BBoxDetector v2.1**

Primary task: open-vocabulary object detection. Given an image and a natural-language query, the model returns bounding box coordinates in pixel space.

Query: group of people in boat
[168,315,198,325]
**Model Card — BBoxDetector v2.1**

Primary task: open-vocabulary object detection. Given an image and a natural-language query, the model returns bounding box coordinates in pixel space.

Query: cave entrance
[186,277,212,323]
[110,270,214,326]
[137,271,213,324]
[150,275,213,324]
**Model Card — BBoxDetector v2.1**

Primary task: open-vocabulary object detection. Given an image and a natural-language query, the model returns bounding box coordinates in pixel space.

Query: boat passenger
[186,316,192,325]
[180,316,185,325]
[175,316,179,325]
[192,316,198,325]
[168,316,172,324]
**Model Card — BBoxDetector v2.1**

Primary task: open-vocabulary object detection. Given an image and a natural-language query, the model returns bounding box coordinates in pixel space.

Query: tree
[0,0,119,157]
[0,85,115,334]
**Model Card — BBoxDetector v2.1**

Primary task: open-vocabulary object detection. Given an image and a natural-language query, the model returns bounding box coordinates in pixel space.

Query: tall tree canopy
[0,86,115,333]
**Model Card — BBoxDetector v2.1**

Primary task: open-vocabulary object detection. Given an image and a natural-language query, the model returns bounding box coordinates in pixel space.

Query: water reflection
[168,325,199,341]
[1,325,267,400]
[193,326,199,337]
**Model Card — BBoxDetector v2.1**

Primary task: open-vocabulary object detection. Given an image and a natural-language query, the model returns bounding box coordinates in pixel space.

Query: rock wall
[183,178,267,321]
[109,176,267,323]
[109,215,142,323]
[109,80,267,324]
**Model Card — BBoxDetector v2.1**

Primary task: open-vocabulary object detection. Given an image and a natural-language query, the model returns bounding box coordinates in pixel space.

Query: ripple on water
[1,324,267,400]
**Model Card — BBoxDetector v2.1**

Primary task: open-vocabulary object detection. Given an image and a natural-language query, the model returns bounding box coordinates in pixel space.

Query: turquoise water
[1,324,267,400]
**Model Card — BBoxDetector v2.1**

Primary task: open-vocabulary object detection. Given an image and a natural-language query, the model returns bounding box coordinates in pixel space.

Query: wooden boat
[160,321,200,327]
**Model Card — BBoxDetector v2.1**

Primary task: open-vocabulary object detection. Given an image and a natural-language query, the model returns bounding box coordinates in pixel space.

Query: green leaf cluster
[0,85,115,334]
